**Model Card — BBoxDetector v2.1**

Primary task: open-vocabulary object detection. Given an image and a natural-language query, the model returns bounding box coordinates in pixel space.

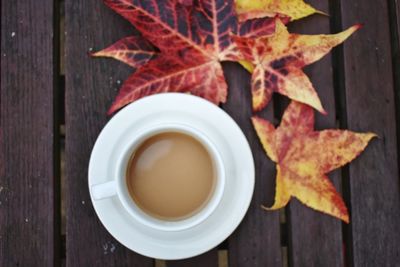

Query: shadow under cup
[116,123,225,232]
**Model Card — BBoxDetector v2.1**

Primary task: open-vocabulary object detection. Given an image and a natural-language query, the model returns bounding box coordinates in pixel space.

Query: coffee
[126,132,216,221]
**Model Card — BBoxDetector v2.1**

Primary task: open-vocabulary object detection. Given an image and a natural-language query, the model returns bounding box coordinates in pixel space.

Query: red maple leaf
[94,0,277,114]
[91,36,157,68]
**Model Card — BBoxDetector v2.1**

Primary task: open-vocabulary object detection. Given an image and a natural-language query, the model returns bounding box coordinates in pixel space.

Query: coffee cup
[90,123,225,232]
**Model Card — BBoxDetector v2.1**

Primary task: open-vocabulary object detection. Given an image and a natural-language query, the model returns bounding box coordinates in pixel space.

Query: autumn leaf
[232,20,361,113]
[177,0,193,6]
[91,36,157,68]
[101,0,277,114]
[235,0,325,22]
[110,54,227,113]
[252,101,375,222]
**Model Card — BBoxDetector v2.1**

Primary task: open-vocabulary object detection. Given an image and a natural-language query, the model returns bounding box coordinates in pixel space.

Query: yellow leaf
[238,60,254,73]
[253,101,376,223]
[235,0,325,22]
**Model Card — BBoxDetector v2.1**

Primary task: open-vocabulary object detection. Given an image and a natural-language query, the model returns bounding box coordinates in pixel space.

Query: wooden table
[1,0,400,266]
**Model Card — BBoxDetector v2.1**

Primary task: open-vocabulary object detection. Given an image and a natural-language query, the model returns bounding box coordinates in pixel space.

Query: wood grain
[65,0,152,266]
[223,62,283,267]
[339,0,400,265]
[0,0,58,266]
[1,0,395,265]
[166,250,218,267]
[285,1,344,266]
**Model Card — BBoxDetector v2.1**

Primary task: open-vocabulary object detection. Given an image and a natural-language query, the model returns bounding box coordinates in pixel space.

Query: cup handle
[91,180,117,200]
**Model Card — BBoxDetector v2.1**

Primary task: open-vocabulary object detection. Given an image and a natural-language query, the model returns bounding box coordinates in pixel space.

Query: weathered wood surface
[166,250,218,267]
[223,62,283,267]
[0,0,59,266]
[286,0,344,266]
[65,0,153,266]
[2,0,400,266]
[339,0,400,265]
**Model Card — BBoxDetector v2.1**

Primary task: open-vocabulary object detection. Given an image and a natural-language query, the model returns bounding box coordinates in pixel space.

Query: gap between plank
[386,0,400,191]
[329,0,353,266]
[54,0,64,265]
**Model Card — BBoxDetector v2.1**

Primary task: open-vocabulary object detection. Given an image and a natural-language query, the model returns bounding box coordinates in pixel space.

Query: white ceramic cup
[90,123,225,232]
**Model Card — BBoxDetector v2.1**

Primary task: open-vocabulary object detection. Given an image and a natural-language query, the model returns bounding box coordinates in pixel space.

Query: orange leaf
[102,0,277,114]
[91,36,157,68]
[252,101,376,222]
[233,20,361,113]
[235,0,325,22]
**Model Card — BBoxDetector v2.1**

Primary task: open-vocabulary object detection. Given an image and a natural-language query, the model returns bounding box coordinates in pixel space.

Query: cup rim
[115,122,226,232]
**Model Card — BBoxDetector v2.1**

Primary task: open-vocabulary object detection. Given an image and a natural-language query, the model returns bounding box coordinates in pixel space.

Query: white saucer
[88,93,255,259]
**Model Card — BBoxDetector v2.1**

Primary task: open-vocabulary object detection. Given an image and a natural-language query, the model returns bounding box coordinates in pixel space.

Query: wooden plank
[223,62,283,267]
[285,1,344,266]
[339,0,400,265]
[0,0,58,266]
[64,0,153,266]
[166,250,218,267]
